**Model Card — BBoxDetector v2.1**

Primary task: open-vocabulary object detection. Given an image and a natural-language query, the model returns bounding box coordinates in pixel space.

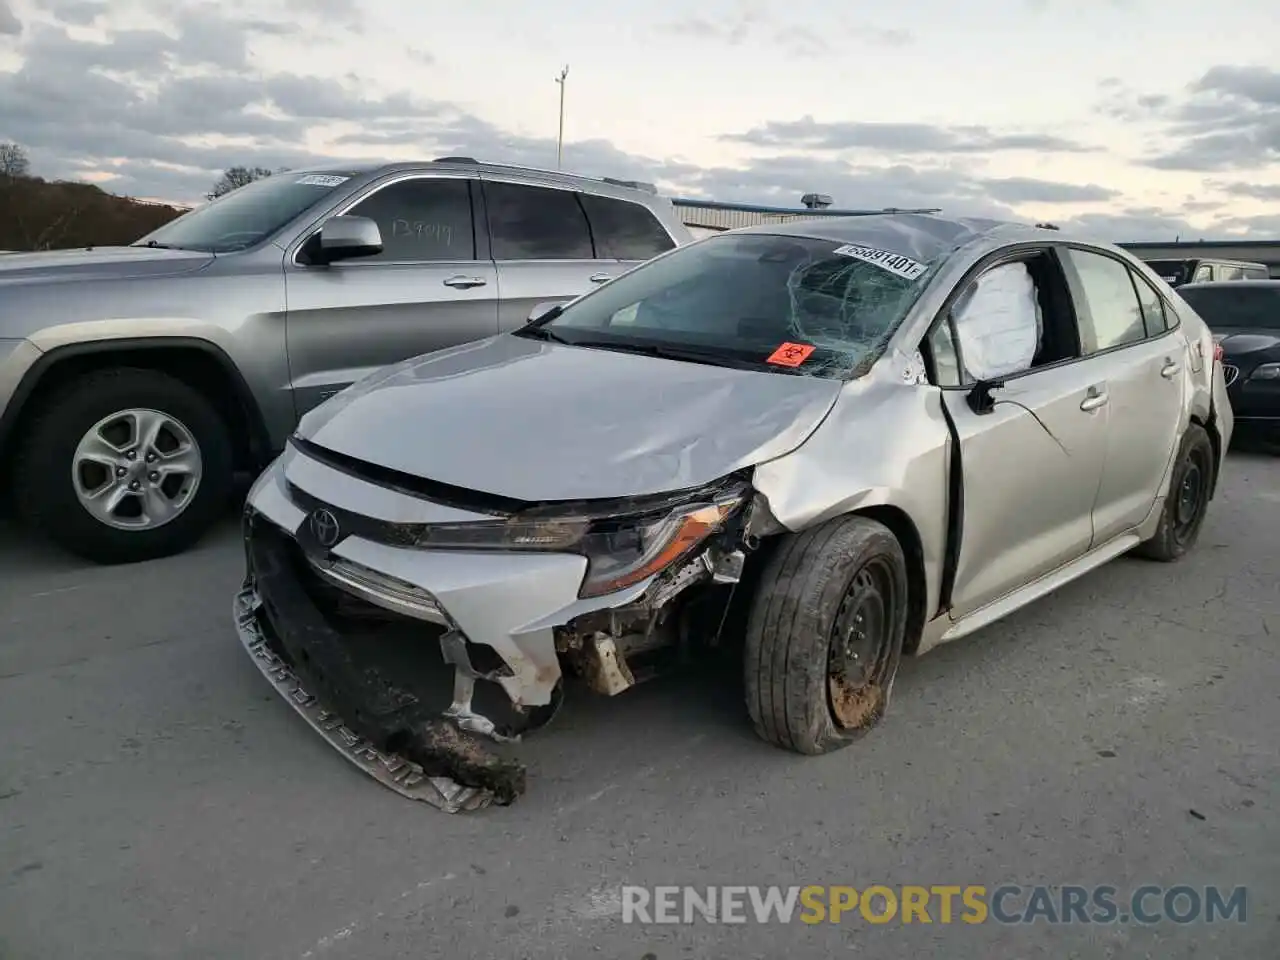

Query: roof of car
[729,213,1079,265]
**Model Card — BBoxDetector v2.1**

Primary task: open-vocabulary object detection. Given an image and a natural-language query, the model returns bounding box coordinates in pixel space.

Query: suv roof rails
[428,157,660,194]
[602,177,658,194]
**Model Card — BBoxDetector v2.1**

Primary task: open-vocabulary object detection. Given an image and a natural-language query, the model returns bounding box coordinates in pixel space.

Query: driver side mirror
[311,215,382,265]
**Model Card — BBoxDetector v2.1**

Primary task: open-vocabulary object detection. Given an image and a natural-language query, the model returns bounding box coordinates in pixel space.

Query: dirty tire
[13,367,233,565]
[1133,423,1214,563]
[744,515,908,756]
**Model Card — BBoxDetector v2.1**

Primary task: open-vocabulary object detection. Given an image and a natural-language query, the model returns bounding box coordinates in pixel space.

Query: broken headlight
[412,483,748,599]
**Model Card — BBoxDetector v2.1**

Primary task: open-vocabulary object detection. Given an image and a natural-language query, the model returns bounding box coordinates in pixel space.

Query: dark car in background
[1178,280,1280,443]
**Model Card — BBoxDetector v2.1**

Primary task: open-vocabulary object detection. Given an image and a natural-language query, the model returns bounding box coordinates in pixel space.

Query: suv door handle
[443,275,487,289]
[1161,359,1181,379]
[1080,389,1109,412]
[588,273,612,283]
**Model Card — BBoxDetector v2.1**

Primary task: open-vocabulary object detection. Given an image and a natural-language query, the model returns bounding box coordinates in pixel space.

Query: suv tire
[14,367,234,564]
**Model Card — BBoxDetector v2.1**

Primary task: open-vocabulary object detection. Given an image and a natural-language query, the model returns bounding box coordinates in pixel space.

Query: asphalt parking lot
[2,453,1278,960]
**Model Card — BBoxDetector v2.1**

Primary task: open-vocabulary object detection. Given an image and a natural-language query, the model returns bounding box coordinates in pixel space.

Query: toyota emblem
[308,508,341,548]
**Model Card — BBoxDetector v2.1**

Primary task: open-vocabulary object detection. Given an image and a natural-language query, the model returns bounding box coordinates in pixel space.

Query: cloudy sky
[1,0,1278,240]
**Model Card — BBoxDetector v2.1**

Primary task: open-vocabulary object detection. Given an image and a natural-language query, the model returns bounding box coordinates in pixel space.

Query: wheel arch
[0,337,271,473]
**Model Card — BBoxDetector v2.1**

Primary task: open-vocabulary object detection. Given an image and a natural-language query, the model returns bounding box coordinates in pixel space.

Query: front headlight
[1249,362,1280,381]
[412,483,748,598]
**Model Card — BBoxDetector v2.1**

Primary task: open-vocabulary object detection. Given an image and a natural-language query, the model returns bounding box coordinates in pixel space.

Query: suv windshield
[134,172,359,253]
[1179,285,1280,330]
[529,232,938,378]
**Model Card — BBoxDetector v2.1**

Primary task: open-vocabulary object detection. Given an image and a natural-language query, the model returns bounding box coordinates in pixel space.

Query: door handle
[588,273,612,284]
[1080,390,1109,412]
[443,275,487,289]
[1161,359,1181,379]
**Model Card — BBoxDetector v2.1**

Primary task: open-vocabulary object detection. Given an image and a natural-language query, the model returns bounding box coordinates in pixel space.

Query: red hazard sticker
[766,342,816,367]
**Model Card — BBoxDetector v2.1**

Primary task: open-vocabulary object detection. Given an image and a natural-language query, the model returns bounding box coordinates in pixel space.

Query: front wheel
[743,516,908,755]
[13,368,234,564]
[1133,423,1214,562]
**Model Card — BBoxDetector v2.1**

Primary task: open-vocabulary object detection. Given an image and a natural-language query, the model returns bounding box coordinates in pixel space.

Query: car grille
[1223,364,1240,387]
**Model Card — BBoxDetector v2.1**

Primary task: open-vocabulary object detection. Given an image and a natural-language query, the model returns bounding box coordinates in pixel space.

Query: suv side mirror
[313,215,383,264]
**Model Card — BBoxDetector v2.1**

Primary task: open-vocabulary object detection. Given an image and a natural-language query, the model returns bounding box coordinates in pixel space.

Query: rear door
[577,192,678,276]
[479,178,617,331]
[1060,247,1185,544]
[930,248,1111,618]
[284,174,498,416]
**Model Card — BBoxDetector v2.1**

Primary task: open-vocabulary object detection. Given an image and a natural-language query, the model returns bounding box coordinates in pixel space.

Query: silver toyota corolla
[234,214,1234,811]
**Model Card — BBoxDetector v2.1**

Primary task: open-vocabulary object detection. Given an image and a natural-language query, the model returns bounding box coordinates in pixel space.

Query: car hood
[296,332,843,502]
[1213,329,1280,357]
[0,246,215,286]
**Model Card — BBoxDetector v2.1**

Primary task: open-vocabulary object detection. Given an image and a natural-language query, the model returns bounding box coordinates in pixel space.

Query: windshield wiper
[134,240,185,250]
[562,339,765,370]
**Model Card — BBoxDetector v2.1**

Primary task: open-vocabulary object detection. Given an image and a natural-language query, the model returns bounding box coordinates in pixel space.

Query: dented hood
[296,332,842,501]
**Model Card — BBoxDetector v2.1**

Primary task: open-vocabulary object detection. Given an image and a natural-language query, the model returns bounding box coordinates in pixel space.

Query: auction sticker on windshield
[833,244,928,281]
[767,342,816,367]
[296,175,350,187]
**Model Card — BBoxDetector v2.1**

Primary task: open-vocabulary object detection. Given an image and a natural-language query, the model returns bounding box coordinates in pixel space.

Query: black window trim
[923,241,1090,391]
[286,171,484,268]
[478,173,679,263]
[1059,244,1181,360]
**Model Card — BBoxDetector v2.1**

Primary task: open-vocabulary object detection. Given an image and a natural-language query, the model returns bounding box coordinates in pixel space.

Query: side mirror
[527,301,566,324]
[313,215,382,264]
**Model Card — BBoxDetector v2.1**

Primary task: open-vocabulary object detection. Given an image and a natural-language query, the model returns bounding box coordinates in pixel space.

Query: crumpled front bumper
[234,448,658,808]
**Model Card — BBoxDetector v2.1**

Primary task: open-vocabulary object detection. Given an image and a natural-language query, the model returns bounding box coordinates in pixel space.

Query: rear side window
[345,177,475,261]
[1130,270,1170,335]
[1178,286,1280,330]
[1217,265,1244,281]
[1065,249,1148,353]
[578,194,675,260]
[485,182,593,260]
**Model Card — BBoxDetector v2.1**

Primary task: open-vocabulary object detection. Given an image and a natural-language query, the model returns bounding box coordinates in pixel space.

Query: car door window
[1130,269,1170,335]
[1193,264,1213,282]
[578,193,675,260]
[1065,249,1148,353]
[485,182,594,260]
[343,177,475,262]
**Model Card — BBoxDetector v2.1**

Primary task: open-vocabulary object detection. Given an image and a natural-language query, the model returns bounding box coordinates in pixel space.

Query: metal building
[671,196,942,238]
[1118,240,1280,278]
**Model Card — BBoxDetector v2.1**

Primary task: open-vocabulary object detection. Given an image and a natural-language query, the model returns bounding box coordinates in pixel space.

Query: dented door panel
[939,359,1110,619]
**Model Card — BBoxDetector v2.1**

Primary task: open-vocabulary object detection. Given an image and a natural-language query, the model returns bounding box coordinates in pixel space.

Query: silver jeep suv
[0,159,692,563]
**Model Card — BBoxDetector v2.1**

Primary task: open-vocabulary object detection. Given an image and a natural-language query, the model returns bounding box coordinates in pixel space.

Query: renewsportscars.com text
[621,885,1247,925]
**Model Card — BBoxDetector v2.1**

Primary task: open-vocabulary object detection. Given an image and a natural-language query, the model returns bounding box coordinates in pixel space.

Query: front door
[930,251,1110,618]
[1060,248,1186,544]
[284,175,498,417]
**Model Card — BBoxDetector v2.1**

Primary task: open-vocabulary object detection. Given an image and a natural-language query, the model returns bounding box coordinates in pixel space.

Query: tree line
[0,142,285,252]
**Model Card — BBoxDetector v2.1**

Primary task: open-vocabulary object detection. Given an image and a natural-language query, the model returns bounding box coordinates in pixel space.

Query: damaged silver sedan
[234,214,1234,811]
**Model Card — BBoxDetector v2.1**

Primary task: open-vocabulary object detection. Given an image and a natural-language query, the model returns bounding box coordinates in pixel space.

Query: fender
[0,334,272,463]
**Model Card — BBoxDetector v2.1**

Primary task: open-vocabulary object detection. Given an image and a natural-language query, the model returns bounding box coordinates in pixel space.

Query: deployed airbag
[952,262,1041,380]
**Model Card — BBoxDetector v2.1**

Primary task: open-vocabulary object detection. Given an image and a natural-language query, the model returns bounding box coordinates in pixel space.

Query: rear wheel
[13,368,233,564]
[1134,423,1214,562]
[744,516,908,755]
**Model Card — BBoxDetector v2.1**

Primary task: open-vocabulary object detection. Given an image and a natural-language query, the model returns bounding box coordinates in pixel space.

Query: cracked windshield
[530,233,935,377]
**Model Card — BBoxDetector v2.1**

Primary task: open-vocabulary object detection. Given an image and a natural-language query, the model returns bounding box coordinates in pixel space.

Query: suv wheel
[743,515,908,755]
[14,368,234,564]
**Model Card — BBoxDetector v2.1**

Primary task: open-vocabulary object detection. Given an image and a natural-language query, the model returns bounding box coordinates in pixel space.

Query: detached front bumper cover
[235,519,527,813]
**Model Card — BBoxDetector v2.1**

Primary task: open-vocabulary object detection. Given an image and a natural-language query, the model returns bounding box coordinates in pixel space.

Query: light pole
[555,65,569,169]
